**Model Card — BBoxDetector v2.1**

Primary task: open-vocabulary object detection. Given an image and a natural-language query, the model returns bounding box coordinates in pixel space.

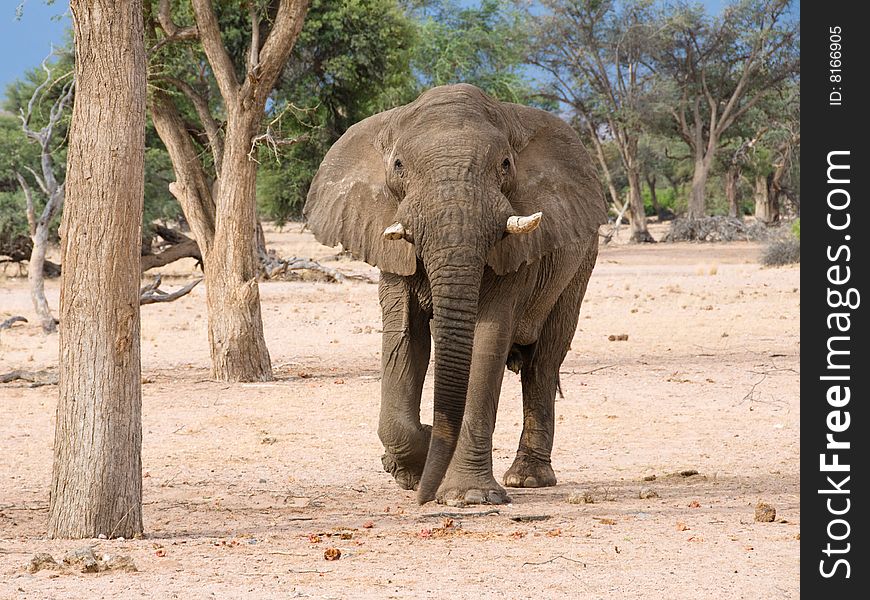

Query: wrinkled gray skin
[304,84,607,505]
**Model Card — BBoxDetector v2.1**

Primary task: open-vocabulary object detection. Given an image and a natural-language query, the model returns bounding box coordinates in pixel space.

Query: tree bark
[687,154,712,220]
[206,115,273,381]
[725,167,740,218]
[626,169,654,242]
[48,0,146,539]
[754,174,779,224]
[16,173,59,333]
[28,220,56,333]
[645,172,667,220]
[584,121,623,214]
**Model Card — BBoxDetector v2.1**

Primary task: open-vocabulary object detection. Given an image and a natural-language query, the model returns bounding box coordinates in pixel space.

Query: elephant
[303,84,607,505]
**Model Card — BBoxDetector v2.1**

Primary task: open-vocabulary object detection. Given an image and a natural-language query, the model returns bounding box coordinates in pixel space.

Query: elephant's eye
[394,158,404,177]
[501,158,511,174]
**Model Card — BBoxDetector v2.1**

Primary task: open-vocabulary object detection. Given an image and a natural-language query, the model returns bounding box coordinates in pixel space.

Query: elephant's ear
[486,105,607,275]
[304,109,416,276]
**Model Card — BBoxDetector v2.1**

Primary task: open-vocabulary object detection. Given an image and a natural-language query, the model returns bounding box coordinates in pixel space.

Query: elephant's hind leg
[504,254,595,488]
[378,274,432,491]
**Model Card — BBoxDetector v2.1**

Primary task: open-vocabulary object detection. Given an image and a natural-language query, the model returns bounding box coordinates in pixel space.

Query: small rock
[27,553,59,574]
[643,474,656,482]
[323,547,341,561]
[639,487,659,499]
[63,546,100,573]
[755,502,776,523]
[567,490,595,504]
[679,469,699,477]
[105,555,137,572]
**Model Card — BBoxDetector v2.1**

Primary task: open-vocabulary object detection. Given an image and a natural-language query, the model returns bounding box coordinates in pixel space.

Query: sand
[0,223,799,599]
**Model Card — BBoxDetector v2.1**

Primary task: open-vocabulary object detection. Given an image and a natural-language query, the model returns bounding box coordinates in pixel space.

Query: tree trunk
[645,173,664,220]
[687,155,710,219]
[586,124,623,214]
[49,0,146,539]
[149,91,216,255]
[28,224,56,333]
[206,115,273,381]
[754,174,779,225]
[147,0,312,382]
[626,169,654,243]
[725,167,740,218]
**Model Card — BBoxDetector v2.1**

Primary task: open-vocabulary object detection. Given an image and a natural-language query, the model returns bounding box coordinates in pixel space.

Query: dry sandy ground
[0,223,799,599]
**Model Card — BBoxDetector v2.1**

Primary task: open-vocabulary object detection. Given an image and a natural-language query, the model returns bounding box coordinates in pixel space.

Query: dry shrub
[664,217,771,242]
[761,237,800,266]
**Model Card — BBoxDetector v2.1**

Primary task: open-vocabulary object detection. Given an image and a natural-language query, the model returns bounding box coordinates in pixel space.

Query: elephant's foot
[436,473,511,507]
[503,454,557,488]
[381,425,431,490]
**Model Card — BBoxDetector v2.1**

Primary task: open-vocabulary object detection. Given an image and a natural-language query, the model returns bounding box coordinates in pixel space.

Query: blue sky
[0,0,743,95]
[1,1,71,94]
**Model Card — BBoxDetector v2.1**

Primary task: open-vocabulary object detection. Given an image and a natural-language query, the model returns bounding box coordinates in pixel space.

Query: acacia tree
[655,0,799,219]
[15,54,74,333]
[49,0,146,539]
[147,0,309,382]
[530,0,657,242]
[411,0,535,102]
[748,84,799,223]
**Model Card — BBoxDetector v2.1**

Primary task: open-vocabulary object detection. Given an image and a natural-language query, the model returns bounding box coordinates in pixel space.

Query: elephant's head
[304,84,606,503]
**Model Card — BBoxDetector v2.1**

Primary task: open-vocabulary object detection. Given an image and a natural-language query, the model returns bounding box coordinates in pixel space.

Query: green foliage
[642,187,676,216]
[5,0,801,233]
[411,0,534,102]
[791,218,800,240]
[257,0,417,223]
[0,191,29,249]
[0,106,55,246]
[0,113,40,191]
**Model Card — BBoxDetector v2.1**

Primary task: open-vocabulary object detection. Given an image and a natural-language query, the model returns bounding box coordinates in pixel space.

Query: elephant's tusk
[505,212,543,234]
[383,222,407,241]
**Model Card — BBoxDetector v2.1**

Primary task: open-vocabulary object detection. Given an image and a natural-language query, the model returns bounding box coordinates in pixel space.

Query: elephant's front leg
[378,273,432,491]
[505,262,593,489]
[436,317,513,506]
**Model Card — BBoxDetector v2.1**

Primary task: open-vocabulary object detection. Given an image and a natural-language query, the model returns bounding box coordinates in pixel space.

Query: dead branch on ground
[0,369,58,386]
[1,316,28,330]
[139,275,203,305]
[258,249,375,283]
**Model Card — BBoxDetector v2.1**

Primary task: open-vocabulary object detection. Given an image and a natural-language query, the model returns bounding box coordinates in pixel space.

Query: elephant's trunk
[416,246,482,504]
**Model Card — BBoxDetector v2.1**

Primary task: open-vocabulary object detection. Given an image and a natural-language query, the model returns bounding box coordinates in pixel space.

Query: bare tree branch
[248,1,261,72]
[139,275,203,305]
[151,0,198,55]
[241,0,309,107]
[16,173,37,237]
[189,0,241,102]
[158,76,225,173]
